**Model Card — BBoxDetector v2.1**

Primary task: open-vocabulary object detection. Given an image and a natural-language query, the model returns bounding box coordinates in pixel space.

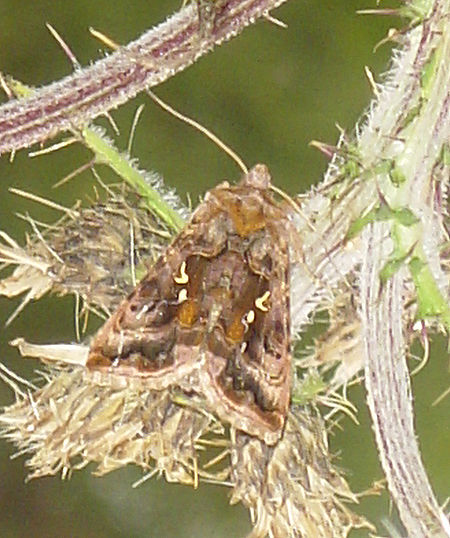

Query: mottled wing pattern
[87,164,292,444]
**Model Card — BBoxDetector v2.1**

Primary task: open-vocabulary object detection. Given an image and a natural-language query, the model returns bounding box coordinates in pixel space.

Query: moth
[87,164,292,445]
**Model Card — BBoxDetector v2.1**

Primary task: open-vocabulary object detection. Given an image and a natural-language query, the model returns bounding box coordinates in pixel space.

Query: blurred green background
[0,1,448,536]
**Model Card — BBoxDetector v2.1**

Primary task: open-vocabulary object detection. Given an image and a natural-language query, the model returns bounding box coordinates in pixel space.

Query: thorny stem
[361,225,448,537]
[289,0,449,535]
[0,0,288,155]
[2,77,186,232]
[357,0,450,534]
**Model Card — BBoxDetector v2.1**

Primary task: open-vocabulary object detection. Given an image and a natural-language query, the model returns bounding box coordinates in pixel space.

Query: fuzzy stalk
[0,0,288,156]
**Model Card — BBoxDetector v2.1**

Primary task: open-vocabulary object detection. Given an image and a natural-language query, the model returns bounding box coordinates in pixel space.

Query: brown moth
[87,164,292,445]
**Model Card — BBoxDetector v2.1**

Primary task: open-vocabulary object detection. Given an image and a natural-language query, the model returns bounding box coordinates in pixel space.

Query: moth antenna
[273,181,356,301]
[269,183,305,219]
[88,25,248,174]
[146,89,249,175]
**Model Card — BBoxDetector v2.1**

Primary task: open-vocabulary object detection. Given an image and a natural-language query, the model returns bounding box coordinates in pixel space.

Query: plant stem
[0,0,288,156]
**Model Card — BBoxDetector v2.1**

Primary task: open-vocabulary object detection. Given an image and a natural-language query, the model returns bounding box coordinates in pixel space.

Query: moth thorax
[206,300,225,332]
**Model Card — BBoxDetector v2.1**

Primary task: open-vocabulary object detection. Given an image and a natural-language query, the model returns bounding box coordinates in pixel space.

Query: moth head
[242,164,271,190]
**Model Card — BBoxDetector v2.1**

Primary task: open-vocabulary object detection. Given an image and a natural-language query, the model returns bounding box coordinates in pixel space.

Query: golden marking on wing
[245,309,255,324]
[178,288,188,303]
[255,291,270,312]
[174,261,189,284]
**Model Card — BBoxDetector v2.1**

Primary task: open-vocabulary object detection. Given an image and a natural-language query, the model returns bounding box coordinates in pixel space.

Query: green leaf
[409,257,450,329]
